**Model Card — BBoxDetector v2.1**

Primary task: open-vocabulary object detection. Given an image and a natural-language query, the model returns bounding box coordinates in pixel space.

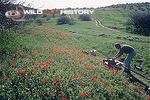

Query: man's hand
[112,57,116,60]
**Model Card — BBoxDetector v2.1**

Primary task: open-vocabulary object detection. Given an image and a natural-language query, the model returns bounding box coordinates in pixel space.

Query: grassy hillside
[1,5,150,100]
[93,8,132,31]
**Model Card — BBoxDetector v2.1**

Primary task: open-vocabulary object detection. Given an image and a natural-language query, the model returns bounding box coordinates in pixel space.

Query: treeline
[106,2,150,11]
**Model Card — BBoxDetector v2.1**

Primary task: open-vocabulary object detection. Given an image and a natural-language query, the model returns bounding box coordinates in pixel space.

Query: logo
[5,6,43,21]
[60,9,94,15]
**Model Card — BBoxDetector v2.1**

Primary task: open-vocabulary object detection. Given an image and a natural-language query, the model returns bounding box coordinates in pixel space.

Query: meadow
[1,7,150,99]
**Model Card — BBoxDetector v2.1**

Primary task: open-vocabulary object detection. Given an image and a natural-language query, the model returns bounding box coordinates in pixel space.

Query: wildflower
[80,82,85,87]
[59,90,64,94]
[81,93,86,97]
[79,56,84,59]
[103,81,107,85]
[112,70,118,75]
[32,70,38,75]
[18,70,24,75]
[91,77,98,81]
[26,67,30,71]
[43,62,49,67]
[49,60,55,65]
[51,79,56,84]
[3,77,7,81]
[11,63,15,67]
[89,82,93,85]
[56,82,60,87]
[136,88,142,93]
[52,90,56,94]
[88,92,93,95]
[81,72,84,75]
[109,88,113,93]
[32,50,35,53]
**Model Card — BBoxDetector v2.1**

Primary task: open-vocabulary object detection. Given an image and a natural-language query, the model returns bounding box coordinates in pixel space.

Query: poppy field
[1,22,149,100]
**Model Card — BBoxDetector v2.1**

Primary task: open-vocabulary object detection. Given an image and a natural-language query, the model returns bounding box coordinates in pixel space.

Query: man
[113,43,136,74]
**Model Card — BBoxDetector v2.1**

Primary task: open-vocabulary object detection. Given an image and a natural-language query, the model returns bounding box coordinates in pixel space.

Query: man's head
[115,43,121,49]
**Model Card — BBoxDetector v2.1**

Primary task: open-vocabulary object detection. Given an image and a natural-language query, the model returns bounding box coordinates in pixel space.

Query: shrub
[126,12,150,36]
[35,19,43,26]
[46,16,51,21]
[57,16,74,25]
[79,14,92,21]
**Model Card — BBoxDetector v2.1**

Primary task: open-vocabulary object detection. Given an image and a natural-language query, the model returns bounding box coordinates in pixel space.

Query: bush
[35,19,43,26]
[79,14,92,21]
[126,13,150,36]
[46,16,51,21]
[57,16,74,25]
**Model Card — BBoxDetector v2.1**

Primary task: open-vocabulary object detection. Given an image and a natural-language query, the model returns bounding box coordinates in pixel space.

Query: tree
[57,16,74,25]
[126,12,150,36]
[79,14,92,21]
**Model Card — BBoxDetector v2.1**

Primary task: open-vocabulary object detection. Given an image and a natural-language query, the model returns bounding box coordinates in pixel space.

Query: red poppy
[52,90,56,94]
[81,72,85,75]
[80,82,85,87]
[89,82,93,85]
[88,92,93,95]
[56,82,60,87]
[109,88,113,93]
[18,70,24,75]
[79,56,84,59]
[60,90,64,94]
[112,70,118,75]
[32,50,35,53]
[81,93,86,97]
[3,77,7,81]
[51,79,56,84]
[91,77,98,81]
[11,63,15,67]
[136,88,142,93]
[32,70,38,75]
[103,81,107,85]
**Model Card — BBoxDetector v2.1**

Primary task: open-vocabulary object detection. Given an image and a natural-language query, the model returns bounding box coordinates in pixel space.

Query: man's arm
[113,50,123,59]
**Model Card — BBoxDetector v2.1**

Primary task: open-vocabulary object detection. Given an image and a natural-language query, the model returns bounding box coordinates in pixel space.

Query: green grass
[93,8,134,31]
[1,8,150,99]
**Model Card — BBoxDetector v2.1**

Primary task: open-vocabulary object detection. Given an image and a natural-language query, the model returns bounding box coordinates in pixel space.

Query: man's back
[120,45,135,54]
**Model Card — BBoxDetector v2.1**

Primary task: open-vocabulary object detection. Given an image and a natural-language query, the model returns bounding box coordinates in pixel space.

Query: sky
[16,0,150,9]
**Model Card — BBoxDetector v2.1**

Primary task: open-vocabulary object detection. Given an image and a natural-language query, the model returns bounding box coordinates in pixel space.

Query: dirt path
[94,18,120,32]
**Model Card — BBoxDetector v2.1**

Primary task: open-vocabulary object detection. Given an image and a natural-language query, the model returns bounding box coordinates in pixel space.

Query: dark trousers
[124,51,136,71]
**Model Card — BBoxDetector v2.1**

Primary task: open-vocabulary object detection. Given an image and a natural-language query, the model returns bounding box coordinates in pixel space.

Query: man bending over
[113,43,136,74]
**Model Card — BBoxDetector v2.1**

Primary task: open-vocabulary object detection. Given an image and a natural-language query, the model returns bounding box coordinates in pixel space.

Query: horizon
[15,0,150,9]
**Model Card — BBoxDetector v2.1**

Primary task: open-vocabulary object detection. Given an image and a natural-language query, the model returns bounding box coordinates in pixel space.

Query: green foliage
[0,30,19,62]
[107,2,150,11]
[57,16,74,25]
[79,14,92,21]
[35,19,43,26]
[126,12,150,36]
[1,3,150,99]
